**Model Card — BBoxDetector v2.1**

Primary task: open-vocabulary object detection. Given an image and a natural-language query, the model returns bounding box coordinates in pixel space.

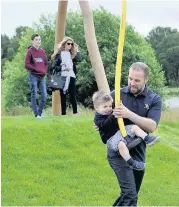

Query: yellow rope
[115,0,127,137]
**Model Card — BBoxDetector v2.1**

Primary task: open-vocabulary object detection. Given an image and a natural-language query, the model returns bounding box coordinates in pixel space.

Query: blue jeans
[28,73,47,116]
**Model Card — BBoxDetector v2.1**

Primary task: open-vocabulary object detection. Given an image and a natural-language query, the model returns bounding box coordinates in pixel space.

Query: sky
[1,0,179,38]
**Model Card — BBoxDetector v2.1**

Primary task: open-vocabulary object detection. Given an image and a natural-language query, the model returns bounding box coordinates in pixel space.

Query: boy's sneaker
[131,161,145,171]
[144,135,160,146]
[126,136,142,150]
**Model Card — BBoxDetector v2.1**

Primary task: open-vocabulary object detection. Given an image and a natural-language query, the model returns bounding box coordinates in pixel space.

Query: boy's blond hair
[92,90,113,109]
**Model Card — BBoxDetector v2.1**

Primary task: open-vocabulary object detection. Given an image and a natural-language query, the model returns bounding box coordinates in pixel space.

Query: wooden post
[79,1,110,93]
[52,0,68,115]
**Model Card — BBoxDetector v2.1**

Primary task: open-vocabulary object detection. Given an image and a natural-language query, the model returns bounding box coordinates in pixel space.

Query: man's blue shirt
[108,86,162,162]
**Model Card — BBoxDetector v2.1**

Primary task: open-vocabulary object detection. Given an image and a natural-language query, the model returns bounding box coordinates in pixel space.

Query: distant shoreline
[165,96,179,108]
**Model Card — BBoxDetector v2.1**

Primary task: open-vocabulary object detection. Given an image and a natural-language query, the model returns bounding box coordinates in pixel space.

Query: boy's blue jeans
[28,73,47,117]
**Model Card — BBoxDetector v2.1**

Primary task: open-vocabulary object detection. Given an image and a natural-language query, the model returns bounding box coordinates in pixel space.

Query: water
[165,97,179,108]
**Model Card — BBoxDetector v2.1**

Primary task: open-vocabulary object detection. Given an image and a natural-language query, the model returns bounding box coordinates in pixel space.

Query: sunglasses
[67,42,73,46]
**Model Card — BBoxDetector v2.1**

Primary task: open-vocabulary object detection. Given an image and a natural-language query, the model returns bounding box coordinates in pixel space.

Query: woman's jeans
[28,73,47,117]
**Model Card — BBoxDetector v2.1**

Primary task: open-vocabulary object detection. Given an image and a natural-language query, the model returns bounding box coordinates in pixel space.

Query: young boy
[93,90,160,170]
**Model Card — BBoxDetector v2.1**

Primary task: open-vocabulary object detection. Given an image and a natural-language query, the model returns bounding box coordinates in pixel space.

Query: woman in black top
[51,37,82,115]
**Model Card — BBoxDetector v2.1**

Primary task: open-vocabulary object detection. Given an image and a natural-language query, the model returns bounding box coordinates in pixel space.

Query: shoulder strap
[30,53,34,64]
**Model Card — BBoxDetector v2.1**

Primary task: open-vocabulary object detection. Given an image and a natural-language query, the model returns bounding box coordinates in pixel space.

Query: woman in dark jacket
[51,37,82,115]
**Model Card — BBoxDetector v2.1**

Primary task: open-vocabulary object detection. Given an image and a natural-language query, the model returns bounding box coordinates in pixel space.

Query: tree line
[2,8,177,111]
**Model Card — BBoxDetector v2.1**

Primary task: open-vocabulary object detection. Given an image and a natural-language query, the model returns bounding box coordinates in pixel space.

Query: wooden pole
[52,0,68,116]
[79,0,110,93]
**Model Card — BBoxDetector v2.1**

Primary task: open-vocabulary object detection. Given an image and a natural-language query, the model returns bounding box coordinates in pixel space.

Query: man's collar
[121,86,148,97]
[121,86,129,94]
[140,86,148,97]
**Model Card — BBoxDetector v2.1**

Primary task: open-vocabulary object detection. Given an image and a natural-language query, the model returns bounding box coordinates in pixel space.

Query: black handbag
[47,71,66,90]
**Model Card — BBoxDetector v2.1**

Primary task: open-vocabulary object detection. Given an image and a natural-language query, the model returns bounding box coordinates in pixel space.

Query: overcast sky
[1,0,179,37]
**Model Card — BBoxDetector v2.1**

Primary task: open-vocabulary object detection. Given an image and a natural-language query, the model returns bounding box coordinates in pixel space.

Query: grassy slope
[2,114,179,206]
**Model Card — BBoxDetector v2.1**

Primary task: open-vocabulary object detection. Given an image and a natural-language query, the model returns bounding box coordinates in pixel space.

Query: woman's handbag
[47,71,66,90]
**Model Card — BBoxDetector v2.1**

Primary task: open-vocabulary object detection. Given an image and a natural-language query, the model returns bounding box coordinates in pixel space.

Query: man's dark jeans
[28,73,47,117]
[107,152,145,206]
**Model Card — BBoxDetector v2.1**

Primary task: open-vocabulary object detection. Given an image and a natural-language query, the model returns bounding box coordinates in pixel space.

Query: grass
[1,109,179,206]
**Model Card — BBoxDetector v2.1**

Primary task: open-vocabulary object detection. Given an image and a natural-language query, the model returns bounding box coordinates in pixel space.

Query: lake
[165,97,179,108]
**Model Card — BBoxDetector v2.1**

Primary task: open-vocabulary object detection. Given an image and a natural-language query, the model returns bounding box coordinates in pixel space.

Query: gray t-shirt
[61,51,75,78]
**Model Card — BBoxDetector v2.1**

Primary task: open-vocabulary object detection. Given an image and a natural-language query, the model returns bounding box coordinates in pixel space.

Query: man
[107,62,162,206]
[25,34,48,118]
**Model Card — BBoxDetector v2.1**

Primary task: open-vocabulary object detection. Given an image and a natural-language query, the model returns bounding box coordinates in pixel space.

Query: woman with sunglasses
[51,37,82,115]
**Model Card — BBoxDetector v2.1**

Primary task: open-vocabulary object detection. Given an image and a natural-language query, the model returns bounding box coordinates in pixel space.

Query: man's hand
[93,123,99,131]
[113,101,131,119]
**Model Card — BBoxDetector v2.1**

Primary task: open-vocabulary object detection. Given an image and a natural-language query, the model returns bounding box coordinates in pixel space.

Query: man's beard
[129,85,143,95]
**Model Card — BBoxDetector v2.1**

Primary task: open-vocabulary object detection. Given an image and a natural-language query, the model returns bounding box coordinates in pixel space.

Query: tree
[146,27,179,86]
[65,9,165,106]
[1,26,31,79]
[2,29,34,110]
[2,9,165,110]
[159,46,179,85]
[1,34,11,58]
[146,26,177,51]
[1,35,11,78]
[157,33,179,85]
[15,26,30,39]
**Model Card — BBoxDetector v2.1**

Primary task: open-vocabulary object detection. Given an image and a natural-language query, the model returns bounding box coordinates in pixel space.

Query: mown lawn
[1,112,179,206]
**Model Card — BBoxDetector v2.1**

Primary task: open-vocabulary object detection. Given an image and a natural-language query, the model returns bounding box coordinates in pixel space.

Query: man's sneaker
[131,161,145,171]
[36,115,42,119]
[144,135,160,147]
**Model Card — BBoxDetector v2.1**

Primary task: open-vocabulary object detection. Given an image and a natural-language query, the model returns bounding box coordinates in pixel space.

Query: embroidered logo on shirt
[34,57,43,63]
[144,104,150,110]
